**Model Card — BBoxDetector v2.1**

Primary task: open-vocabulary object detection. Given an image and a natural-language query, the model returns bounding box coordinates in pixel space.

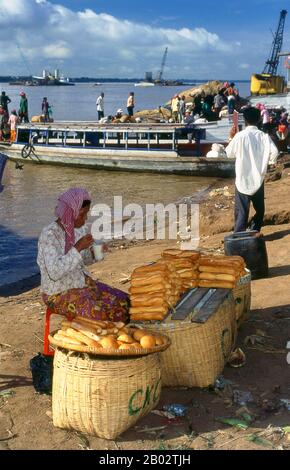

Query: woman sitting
[37,188,129,322]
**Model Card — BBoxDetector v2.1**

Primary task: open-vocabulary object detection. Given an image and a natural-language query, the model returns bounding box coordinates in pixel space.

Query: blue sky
[1,0,290,79]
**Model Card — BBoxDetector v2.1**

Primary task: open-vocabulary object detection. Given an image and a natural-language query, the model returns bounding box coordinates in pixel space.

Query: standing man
[96,92,105,121]
[0,91,11,117]
[42,97,50,122]
[171,94,180,123]
[18,92,29,123]
[127,92,134,117]
[226,107,278,233]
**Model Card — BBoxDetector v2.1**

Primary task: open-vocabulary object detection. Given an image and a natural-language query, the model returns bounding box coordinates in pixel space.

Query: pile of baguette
[198,255,246,289]
[129,260,183,321]
[161,249,200,293]
[128,250,247,322]
[51,316,167,352]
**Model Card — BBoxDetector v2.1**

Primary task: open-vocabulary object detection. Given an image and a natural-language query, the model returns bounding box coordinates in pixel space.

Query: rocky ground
[1,163,290,451]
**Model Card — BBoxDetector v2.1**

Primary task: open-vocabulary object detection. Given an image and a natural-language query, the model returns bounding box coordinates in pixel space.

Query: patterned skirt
[42,277,129,323]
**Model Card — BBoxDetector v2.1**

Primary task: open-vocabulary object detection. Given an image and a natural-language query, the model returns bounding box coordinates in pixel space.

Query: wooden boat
[0,120,240,177]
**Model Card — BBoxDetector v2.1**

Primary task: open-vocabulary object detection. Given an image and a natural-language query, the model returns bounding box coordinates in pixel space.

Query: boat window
[85,132,100,147]
[17,129,30,143]
[64,131,84,147]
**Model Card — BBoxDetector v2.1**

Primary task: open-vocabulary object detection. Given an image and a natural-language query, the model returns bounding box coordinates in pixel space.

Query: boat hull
[4,145,235,177]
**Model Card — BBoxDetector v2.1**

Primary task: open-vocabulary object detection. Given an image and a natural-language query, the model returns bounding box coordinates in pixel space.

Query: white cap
[117,108,123,114]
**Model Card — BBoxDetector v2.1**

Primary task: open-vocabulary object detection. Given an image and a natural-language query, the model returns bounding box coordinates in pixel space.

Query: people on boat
[225,107,278,233]
[37,188,129,322]
[127,92,135,117]
[127,91,135,117]
[0,106,6,140]
[41,97,50,122]
[0,91,11,117]
[178,95,186,123]
[96,92,105,121]
[18,92,29,123]
[171,94,180,123]
[112,108,123,122]
[223,82,239,115]
[8,110,18,142]
[213,91,225,119]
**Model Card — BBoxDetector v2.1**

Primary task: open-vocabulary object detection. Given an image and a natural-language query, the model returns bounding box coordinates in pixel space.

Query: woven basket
[52,348,161,439]
[233,271,251,328]
[144,292,237,388]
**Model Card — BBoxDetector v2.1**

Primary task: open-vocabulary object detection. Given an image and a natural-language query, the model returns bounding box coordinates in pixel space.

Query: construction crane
[155,47,168,83]
[251,10,288,95]
[263,9,287,75]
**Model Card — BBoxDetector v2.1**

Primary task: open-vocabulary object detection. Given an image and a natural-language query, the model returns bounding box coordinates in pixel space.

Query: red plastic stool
[43,306,58,356]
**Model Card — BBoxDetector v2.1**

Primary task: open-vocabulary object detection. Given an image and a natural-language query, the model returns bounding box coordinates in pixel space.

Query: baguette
[199,272,237,282]
[199,257,244,268]
[131,274,169,287]
[198,280,236,289]
[62,320,102,335]
[75,316,108,329]
[133,263,167,275]
[130,306,168,314]
[130,293,166,302]
[131,298,168,307]
[129,284,166,294]
[199,265,238,276]
[65,328,101,348]
[53,331,85,345]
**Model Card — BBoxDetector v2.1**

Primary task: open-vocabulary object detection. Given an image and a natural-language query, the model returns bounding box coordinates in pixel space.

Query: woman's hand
[74,234,93,252]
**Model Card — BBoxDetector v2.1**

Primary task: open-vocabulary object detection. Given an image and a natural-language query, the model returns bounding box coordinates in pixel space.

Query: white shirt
[226,126,278,195]
[96,95,104,112]
[37,222,94,296]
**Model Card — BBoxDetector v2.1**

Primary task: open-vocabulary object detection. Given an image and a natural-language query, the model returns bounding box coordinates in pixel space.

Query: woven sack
[52,349,161,439]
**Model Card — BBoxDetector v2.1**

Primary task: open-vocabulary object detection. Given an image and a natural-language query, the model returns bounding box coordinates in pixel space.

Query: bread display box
[141,287,237,388]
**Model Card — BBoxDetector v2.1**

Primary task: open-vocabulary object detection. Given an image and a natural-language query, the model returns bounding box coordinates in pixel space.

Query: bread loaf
[140,335,156,349]
[54,331,84,345]
[65,328,100,348]
[99,337,119,349]
[117,334,135,344]
[130,313,165,321]
[199,265,238,275]
[129,283,166,294]
[199,272,237,282]
[199,280,236,289]
[133,329,149,341]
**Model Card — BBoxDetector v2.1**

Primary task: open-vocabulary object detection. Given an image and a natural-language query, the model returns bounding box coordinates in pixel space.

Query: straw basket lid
[49,328,171,357]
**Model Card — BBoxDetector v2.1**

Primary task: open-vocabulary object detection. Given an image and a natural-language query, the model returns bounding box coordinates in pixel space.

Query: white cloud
[239,63,250,69]
[0,0,254,78]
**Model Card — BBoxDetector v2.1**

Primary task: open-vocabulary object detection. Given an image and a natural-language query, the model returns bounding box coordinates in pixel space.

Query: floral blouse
[37,221,94,296]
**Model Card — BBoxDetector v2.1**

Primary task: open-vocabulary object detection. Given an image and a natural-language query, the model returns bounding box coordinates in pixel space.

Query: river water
[0,82,249,288]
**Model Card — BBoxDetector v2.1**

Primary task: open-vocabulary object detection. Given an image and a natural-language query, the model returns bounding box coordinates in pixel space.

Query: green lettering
[153,377,161,402]
[142,384,153,409]
[128,389,143,416]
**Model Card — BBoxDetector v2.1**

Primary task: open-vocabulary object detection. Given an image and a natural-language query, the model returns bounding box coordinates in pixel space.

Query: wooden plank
[191,288,231,323]
[171,288,210,320]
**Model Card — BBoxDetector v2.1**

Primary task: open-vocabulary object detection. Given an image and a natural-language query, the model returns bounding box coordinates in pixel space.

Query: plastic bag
[30,353,53,394]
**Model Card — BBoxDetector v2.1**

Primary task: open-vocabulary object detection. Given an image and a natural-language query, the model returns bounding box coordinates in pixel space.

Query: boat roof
[17,117,243,134]
[17,121,187,133]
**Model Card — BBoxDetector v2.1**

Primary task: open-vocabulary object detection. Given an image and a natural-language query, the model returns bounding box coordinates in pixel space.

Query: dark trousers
[97,111,104,120]
[234,183,265,232]
[127,106,134,117]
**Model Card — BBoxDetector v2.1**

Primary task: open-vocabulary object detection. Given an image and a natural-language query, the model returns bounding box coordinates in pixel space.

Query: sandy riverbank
[1,165,290,450]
